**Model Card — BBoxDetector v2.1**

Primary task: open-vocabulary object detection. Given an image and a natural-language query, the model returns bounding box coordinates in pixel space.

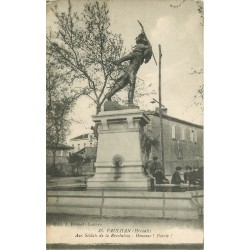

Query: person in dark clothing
[197,166,204,187]
[184,165,193,184]
[192,166,202,185]
[171,166,184,185]
[150,156,169,184]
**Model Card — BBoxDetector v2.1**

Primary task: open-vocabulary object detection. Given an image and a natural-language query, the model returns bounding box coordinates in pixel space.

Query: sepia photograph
[46,0,204,248]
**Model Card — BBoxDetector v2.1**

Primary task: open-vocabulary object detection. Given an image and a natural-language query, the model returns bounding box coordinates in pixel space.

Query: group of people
[145,156,203,187]
[171,165,203,186]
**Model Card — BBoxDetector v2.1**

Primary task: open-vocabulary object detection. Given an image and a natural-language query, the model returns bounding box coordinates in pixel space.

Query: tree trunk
[96,104,101,115]
[52,150,56,168]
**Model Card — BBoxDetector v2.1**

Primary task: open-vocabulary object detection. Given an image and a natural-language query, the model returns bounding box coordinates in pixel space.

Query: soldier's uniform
[106,32,152,106]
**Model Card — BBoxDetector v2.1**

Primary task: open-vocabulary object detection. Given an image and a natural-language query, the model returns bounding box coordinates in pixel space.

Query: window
[84,143,86,147]
[181,127,185,141]
[178,150,183,160]
[90,143,92,147]
[72,144,74,148]
[171,125,176,140]
[194,130,198,143]
[78,144,80,150]
[189,129,194,142]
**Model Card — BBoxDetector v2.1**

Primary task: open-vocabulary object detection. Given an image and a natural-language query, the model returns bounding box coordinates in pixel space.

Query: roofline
[70,138,89,141]
[74,148,85,154]
[147,111,203,129]
[70,133,95,141]
[46,144,74,150]
[74,146,97,156]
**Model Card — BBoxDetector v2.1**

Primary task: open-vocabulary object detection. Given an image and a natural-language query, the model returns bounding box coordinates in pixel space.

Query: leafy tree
[47,0,125,114]
[68,153,84,175]
[141,132,160,161]
[46,55,83,167]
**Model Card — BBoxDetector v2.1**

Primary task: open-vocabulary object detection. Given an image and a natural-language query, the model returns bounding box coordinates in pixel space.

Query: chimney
[155,107,168,115]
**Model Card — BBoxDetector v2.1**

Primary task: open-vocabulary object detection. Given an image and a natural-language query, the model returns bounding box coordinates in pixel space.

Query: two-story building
[69,133,97,153]
[145,109,203,176]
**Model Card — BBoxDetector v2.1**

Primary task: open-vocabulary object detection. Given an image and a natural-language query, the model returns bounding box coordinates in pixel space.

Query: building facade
[69,133,97,153]
[145,110,203,176]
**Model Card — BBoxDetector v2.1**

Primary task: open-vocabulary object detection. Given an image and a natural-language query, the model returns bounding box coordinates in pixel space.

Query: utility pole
[158,45,165,174]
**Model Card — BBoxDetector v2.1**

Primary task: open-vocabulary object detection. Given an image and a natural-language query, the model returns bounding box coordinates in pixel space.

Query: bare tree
[47,0,125,114]
[170,0,204,111]
[170,0,204,25]
[193,83,204,111]
[189,68,203,111]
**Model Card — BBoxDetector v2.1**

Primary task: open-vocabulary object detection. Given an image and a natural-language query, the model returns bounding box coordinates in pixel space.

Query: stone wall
[47,190,203,219]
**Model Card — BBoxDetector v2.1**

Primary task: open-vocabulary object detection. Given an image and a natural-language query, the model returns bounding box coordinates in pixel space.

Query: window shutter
[171,125,176,139]
[190,129,194,142]
[194,130,198,143]
[181,127,185,140]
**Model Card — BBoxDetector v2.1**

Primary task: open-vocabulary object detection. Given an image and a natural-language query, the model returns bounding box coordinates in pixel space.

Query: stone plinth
[87,108,150,190]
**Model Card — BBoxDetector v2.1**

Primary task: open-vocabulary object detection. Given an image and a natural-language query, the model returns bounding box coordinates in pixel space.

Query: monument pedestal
[87,108,150,190]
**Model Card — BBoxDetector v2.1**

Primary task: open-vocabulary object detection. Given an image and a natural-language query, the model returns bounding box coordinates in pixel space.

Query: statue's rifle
[137,20,157,66]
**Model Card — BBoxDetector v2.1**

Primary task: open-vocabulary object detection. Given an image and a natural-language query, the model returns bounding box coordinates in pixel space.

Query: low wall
[46,156,69,165]
[46,190,203,220]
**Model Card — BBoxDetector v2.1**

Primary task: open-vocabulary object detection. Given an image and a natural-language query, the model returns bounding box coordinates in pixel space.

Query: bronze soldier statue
[105,31,153,106]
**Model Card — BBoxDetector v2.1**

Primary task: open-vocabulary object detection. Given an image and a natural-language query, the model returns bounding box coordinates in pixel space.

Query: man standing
[171,166,184,185]
[149,156,169,184]
[184,165,193,184]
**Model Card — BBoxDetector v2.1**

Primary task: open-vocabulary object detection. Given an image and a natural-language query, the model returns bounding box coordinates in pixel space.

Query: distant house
[46,143,73,165]
[70,133,97,153]
[68,146,97,174]
[74,146,97,159]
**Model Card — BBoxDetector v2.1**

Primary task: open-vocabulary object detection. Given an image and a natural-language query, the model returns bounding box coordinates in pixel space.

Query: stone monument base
[87,108,150,190]
[87,161,150,190]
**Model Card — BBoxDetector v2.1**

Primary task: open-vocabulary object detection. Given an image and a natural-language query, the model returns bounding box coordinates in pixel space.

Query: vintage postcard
[46,0,204,248]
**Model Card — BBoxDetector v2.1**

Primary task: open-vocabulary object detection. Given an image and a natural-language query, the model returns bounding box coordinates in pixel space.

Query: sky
[46,0,203,141]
